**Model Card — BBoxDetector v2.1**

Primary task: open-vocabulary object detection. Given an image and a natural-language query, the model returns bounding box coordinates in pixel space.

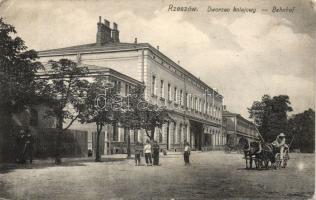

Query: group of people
[134,139,192,166]
[134,140,160,166]
[15,129,33,164]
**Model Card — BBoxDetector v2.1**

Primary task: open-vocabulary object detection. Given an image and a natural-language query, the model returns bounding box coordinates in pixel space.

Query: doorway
[190,120,203,150]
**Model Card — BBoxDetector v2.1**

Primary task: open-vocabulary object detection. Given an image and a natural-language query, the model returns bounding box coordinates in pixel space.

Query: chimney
[103,19,112,43]
[96,16,104,44]
[134,37,138,44]
[96,17,112,45]
[157,45,159,50]
[111,22,120,43]
[104,19,110,27]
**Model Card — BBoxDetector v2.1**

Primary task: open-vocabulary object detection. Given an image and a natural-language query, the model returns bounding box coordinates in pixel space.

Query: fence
[1,127,88,162]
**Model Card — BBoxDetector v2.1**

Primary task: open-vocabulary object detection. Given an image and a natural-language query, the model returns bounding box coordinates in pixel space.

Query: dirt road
[0,152,314,199]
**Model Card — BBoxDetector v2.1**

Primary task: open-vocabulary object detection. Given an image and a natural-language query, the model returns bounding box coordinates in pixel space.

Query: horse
[243,140,262,169]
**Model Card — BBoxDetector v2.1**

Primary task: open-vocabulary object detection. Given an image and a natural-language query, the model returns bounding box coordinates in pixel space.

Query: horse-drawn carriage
[243,141,290,170]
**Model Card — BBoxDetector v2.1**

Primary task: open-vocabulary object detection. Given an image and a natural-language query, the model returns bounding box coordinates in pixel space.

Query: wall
[39,50,140,81]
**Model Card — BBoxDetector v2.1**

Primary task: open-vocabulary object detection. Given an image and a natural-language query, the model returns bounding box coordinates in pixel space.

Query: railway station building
[38,17,225,153]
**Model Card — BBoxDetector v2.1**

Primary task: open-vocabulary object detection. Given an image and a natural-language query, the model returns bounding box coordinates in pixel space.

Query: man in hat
[272,133,287,166]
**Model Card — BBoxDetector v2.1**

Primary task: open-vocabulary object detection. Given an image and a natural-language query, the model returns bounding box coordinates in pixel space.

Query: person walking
[152,141,160,166]
[144,140,152,166]
[184,142,191,166]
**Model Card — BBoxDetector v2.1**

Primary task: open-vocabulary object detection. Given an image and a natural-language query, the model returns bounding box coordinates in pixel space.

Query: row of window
[151,75,222,118]
[113,80,132,96]
[151,54,207,91]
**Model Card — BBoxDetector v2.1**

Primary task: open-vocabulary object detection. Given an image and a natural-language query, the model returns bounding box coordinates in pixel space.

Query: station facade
[38,17,225,153]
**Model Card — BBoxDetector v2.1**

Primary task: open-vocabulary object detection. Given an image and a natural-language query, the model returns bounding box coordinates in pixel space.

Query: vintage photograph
[0,0,315,199]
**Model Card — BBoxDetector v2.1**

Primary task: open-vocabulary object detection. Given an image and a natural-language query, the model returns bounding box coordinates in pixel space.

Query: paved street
[0,152,314,200]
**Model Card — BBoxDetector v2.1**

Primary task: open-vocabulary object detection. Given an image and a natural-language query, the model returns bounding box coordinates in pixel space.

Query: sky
[0,0,315,119]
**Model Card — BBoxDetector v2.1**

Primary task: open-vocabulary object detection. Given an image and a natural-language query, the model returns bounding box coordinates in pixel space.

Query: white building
[38,17,225,153]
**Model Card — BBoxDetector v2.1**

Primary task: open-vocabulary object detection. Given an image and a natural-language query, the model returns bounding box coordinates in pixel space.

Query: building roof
[222,110,255,126]
[86,65,144,85]
[38,42,146,56]
[38,42,222,98]
[37,63,143,86]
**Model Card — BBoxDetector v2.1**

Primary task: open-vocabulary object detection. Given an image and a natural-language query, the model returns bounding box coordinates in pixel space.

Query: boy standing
[144,140,152,166]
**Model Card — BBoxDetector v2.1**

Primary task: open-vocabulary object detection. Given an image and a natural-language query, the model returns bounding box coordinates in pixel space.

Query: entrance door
[194,132,201,150]
[190,120,203,151]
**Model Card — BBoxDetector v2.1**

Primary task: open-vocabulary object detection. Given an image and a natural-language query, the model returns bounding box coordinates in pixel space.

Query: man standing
[134,142,142,166]
[25,130,33,164]
[272,133,286,166]
[152,141,160,166]
[184,142,191,166]
[143,140,152,166]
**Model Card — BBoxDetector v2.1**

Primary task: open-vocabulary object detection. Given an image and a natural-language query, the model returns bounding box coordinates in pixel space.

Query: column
[130,129,134,143]
[103,126,108,155]
[168,122,173,150]
[191,129,195,148]
[174,122,178,144]
[154,127,158,141]
[118,127,124,142]
[138,129,142,143]
[183,124,187,143]
[186,124,190,144]
[162,123,167,144]
[211,133,215,147]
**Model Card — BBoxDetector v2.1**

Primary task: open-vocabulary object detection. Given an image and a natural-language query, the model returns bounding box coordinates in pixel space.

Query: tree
[0,18,43,161]
[131,86,172,141]
[41,59,89,164]
[0,18,43,118]
[116,85,172,157]
[79,77,120,161]
[117,85,147,158]
[287,109,315,153]
[248,95,293,142]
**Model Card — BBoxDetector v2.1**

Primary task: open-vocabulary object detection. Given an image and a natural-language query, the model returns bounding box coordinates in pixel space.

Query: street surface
[0,152,314,199]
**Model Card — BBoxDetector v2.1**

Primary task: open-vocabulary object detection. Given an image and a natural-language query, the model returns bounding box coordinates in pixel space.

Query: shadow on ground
[0,157,127,174]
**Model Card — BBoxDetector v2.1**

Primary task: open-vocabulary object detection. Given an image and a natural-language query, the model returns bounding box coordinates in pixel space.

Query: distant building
[38,16,225,152]
[222,109,259,145]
